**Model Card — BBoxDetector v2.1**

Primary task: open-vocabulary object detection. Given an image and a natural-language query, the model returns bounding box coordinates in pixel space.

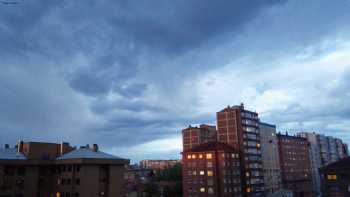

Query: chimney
[17,140,24,153]
[60,142,69,156]
[4,144,9,149]
[92,144,99,152]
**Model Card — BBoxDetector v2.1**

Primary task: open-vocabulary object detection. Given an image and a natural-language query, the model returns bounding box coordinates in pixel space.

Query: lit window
[193,171,197,176]
[199,154,203,159]
[206,153,212,159]
[187,154,191,159]
[200,187,206,192]
[246,187,251,193]
[207,170,213,176]
[200,170,205,175]
[327,175,337,180]
[192,154,196,159]
[246,172,250,177]
[257,143,261,148]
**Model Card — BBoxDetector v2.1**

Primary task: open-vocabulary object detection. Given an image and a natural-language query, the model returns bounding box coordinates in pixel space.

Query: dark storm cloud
[1,0,350,159]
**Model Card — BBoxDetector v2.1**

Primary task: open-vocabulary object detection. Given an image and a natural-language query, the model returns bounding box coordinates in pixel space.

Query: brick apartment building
[277,134,313,197]
[0,141,129,197]
[182,142,242,197]
[216,104,264,196]
[182,124,217,152]
[320,157,350,197]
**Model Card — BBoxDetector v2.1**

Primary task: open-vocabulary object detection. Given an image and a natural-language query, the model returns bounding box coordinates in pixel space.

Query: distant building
[0,141,129,197]
[297,132,349,197]
[139,159,180,172]
[182,142,242,197]
[320,157,350,197]
[259,122,282,196]
[277,134,313,197]
[217,104,264,196]
[182,124,217,151]
[317,134,348,166]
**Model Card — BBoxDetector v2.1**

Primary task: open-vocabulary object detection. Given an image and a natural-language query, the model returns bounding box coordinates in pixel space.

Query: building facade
[139,159,180,172]
[0,141,129,197]
[182,124,217,152]
[216,104,264,196]
[182,142,242,197]
[320,157,350,197]
[297,132,322,197]
[259,122,282,196]
[277,134,313,197]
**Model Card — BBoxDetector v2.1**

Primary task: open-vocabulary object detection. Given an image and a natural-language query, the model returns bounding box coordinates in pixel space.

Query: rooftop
[0,148,26,160]
[322,157,350,171]
[57,147,126,160]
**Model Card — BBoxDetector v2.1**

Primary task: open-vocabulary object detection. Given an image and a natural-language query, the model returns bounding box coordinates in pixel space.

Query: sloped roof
[322,157,350,171]
[187,142,235,152]
[0,148,26,160]
[57,148,125,160]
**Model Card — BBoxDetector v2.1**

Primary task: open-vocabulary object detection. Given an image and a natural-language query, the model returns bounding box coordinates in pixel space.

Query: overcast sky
[1,0,350,162]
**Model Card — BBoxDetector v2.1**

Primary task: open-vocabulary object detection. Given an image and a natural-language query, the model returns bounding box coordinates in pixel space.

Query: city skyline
[1,0,350,162]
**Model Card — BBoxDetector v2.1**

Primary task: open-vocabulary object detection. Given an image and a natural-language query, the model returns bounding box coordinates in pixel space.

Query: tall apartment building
[259,122,282,196]
[182,124,217,151]
[216,104,264,197]
[182,142,242,197]
[277,134,313,197]
[0,141,129,197]
[297,132,322,197]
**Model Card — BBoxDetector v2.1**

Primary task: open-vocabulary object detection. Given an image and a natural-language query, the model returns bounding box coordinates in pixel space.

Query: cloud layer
[1,0,350,161]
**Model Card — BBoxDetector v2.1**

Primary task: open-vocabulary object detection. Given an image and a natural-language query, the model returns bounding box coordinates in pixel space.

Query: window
[200,170,205,175]
[76,178,80,185]
[327,175,337,180]
[207,179,214,186]
[191,154,196,159]
[208,187,214,194]
[207,161,213,168]
[206,153,212,159]
[199,154,203,159]
[200,187,206,192]
[207,170,213,176]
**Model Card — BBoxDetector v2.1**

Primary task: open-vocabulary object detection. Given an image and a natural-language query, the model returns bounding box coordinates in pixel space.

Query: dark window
[67,179,71,185]
[75,179,80,185]
[68,165,72,172]
[75,165,80,172]
[17,167,26,176]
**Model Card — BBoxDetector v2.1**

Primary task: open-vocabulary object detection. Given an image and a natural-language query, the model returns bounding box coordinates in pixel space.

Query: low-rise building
[0,141,129,197]
[320,157,350,197]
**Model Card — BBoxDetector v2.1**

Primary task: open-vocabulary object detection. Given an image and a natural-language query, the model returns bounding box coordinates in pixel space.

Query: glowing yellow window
[207,170,213,176]
[200,170,205,175]
[257,143,261,148]
[246,172,250,177]
[206,153,212,159]
[327,175,337,180]
[200,187,206,192]
[246,187,251,193]
[187,154,191,159]
[192,154,196,159]
[199,154,203,159]
[56,192,61,197]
